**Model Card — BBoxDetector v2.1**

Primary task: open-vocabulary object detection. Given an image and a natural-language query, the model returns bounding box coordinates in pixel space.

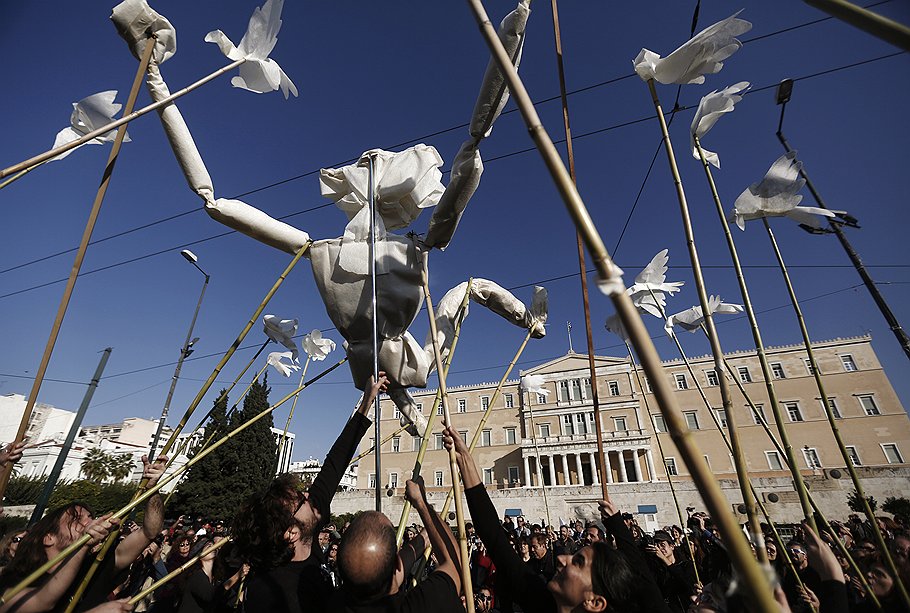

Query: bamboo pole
[0,37,156,504]
[420,252,474,611]
[0,59,246,180]
[802,0,910,51]
[351,424,410,468]
[762,218,910,609]
[128,538,231,605]
[549,0,608,502]
[277,357,311,470]
[0,357,346,605]
[693,136,817,533]
[524,393,553,528]
[463,1,776,607]
[395,280,474,546]
[0,161,47,191]
[646,80,767,566]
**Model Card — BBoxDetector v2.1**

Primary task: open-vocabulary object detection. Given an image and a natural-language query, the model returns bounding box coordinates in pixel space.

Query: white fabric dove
[664,295,744,336]
[690,82,749,168]
[633,12,752,85]
[263,315,299,361]
[730,151,836,231]
[520,374,549,398]
[51,91,130,161]
[205,0,298,98]
[604,314,630,343]
[626,249,684,318]
[267,351,299,377]
[302,329,336,361]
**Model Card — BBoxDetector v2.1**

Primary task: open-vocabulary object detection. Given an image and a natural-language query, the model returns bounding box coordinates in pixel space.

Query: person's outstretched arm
[116,455,166,569]
[405,478,460,593]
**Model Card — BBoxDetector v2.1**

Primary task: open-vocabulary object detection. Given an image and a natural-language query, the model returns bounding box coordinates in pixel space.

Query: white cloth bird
[205,0,298,98]
[626,249,684,318]
[267,351,299,377]
[302,329,336,361]
[690,82,749,168]
[520,374,549,398]
[604,314,630,343]
[664,295,744,336]
[263,315,299,361]
[633,12,752,85]
[51,91,130,161]
[730,151,839,231]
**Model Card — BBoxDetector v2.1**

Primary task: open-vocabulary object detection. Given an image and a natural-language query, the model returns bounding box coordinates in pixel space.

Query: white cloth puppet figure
[114,0,540,436]
[51,91,130,161]
[690,82,749,169]
[263,314,299,362]
[302,330,336,362]
[625,249,684,318]
[267,351,299,377]
[664,295,743,337]
[633,12,752,85]
[520,374,549,399]
[604,313,630,343]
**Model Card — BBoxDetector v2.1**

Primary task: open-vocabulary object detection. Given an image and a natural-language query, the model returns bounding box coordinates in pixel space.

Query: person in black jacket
[443,426,671,613]
[232,375,387,613]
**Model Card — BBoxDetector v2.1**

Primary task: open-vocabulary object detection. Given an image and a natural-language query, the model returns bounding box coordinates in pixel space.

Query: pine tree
[224,375,277,502]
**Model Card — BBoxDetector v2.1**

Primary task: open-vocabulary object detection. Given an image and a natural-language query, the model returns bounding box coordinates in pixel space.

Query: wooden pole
[549,0,608,502]
[762,218,910,609]
[646,80,767,566]
[463,1,777,607]
[693,136,817,532]
[420,251,474,612]
[395,280,474,546]
[802,0,910,51]
[0,59,246,180]
[0,37,156,504]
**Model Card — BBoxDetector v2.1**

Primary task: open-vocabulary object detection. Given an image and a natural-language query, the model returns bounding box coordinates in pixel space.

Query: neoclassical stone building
[346,335,910,525]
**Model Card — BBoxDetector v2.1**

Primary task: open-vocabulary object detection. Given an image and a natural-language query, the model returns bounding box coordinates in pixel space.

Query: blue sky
[1,1,908,461]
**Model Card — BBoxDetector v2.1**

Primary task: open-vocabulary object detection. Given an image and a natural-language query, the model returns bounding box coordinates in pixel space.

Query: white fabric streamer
[51,91,130,162]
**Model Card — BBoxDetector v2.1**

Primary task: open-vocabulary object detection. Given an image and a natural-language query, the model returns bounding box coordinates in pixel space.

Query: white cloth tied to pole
[205,0,298,98]
[111,0,176,65]
[633,12,752,85]
[664,295,743,336]
[604,314,630,343]
[263,314,299,360]
[626,249,683,318]
[51,91,130,162]
[690,81,750,168]
[302,329,336,361]
[267,351,299,377]
[520,374,549,397]
[424,140,483,251]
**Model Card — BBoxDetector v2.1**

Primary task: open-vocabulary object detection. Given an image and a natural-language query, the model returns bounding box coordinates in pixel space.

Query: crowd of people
[1,377,908,612]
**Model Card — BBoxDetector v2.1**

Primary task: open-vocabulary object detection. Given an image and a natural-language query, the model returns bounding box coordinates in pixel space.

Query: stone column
[617,450,629,482]
[588,452,599,485]
[645,448,657,482]
[631,448,642,482]
[604,450,614,484]
[575,453,584,486]
[524,455,532,487]
[561,454,570,486]
[547,455,557,487]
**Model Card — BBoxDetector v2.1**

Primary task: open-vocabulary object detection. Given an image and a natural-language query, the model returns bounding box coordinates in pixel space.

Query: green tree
[847,489,877,514]
[81,448,111,482]
[48,480,134,514]
[883,496,910,523]
[107,454,135,482]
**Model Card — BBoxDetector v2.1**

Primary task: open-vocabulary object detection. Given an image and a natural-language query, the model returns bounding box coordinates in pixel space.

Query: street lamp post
[148,250,210,459]
[775,79,910,362]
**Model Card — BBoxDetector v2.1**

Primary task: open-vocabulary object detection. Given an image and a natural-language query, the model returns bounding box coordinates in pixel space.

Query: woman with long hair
[0,530,27,569]
[175,537,219,613]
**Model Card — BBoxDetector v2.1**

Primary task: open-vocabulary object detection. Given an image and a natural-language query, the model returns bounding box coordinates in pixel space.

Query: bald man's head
[338,511,398,601]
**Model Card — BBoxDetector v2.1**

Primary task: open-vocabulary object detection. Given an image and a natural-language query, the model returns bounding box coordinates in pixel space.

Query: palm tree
[107,454,135,482]
[81,448,110,482]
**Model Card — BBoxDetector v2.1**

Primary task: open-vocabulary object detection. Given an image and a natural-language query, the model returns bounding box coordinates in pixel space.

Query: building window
[562,414,575,436]
[459,430,468,444]
[859,395,881,416]
[483,468,494,485]
[412,435,423,452]
[572,379,584,401]
[584,378,593,399]
[714,409,728,429]
[458,398,467,413]
[391,436,400,453]
[505,393,514,408]
[437,404,444,416]
[481,429,492,447]
[574,413,589,435]
[737,366,752,383]
[644,377,653,393]
[416,403,423,414]
[846,446,862,466]
[705,370,719,387]
[804,358,818,376]
[434,433,444,450]
[675,374,689,390]
[823,397,841,419]
[435,471,444,487]
[505,427,517,445]
[508,466,520,486]
[389,472,398,488]
[664,458,678,476]
[765,451,784,471]
[684,411,700,430]
[703,455,712,470]
[785,402,803,422]
[608,381,620,396]
[558,380,570,403]
[882,444,904,464]
[481,396,490,411]
[752,404,766,426]
[771,362,786,379]
[803,447,822,469]
[653,414,667,433]
[539,423,551,438]
[613,417,627,432]
[369,473,376,488]
[537,393,547,404]
[393,406,401,419]
[841,354,857,372]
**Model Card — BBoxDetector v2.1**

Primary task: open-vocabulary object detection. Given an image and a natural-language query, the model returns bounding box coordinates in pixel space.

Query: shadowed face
[549,546,599,608]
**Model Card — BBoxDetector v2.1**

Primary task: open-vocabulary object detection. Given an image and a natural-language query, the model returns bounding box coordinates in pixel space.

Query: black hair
[589,541,646,613]
[231,474,299,570]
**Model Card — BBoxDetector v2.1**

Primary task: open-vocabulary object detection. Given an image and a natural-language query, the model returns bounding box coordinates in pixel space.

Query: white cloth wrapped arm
[423,140,482,250]
[111,0,176,65]
[145,63,309,254]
